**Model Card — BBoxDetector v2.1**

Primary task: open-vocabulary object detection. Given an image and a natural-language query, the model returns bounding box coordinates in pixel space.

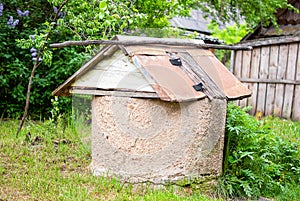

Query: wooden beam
[70,88,159,98]
[49,39,253,50]
[239,36,300,47]
[239,77,300,85]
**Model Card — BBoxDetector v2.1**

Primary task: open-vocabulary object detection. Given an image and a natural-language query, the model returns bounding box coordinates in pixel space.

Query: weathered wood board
[265,45,279,116]
[248,48,261,115]
[282,43,298,118]
[256,46,270,115]
[73,50,155,92]
[239,50,252,108]
[292,43,300,121]
[233,50,243,106]
[274,44,288,117]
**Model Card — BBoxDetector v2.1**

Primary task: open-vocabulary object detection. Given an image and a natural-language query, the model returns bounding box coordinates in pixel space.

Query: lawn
[0,119,220,201]
[0,110,299,200]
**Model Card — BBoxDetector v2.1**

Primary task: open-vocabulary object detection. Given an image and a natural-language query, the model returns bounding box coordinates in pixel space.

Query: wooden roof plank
[52,45,118,96]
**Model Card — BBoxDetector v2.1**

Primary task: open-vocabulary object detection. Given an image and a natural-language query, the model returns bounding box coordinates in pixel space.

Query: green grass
[0,119,220,201]
[263,117,300,201]
[1,112,299,200]
[263,116,300,144]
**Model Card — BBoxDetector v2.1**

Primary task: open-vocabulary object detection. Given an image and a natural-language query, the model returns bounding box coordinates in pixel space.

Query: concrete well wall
[91,96,227,184]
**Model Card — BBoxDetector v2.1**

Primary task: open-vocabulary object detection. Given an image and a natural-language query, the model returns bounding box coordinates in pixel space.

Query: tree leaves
[99,1,107,10]
[196,0,295,28]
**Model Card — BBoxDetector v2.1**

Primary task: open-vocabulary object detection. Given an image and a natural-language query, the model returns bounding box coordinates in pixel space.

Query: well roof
[52,35,251,102]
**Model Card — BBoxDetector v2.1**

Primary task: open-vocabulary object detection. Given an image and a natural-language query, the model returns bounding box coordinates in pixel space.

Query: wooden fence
[230,37,300,121]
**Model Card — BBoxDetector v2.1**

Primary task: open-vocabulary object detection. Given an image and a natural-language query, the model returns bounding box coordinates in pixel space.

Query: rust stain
[134,55,206,102]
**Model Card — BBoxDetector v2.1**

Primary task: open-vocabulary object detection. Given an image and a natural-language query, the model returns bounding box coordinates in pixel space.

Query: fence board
[274,44,289,117]
[248,48,261,115]
[265,45,279,116]
[239,50,252,108]
[282,43,298,118]
[230,51,235,73]
[256,46,270,115]
[237,78,299,84]
[234,50,243,106]
[292,43,300,121]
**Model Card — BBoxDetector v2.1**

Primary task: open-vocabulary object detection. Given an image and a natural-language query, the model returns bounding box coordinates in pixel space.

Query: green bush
[0,1,88,118]
[219,104,300,199]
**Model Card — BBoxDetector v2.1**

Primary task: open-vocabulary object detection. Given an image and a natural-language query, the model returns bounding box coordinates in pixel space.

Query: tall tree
[196,0,296,28]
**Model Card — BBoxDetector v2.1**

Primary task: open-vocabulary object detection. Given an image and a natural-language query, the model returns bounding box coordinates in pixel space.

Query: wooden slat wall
[233,50,243,106]
[231,42,300,121]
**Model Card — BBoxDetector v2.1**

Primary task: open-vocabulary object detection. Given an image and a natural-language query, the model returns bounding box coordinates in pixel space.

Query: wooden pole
[49,39,253,50]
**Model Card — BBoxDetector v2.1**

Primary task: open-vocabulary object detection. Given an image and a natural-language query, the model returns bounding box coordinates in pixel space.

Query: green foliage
[219,104,300,199]
[208,22,248,45]
[197,0,297,28]
[0,0,56,118]
[134,0,198,28]
[53,0,145,40]
[131,27,187,38]
[207,22,249,67]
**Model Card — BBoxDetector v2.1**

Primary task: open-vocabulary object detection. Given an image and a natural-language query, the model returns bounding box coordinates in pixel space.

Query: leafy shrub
[219,104,300,199]
[0,0,88,118]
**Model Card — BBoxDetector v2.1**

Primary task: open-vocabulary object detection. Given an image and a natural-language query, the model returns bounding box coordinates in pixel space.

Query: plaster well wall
[91,96,227,184]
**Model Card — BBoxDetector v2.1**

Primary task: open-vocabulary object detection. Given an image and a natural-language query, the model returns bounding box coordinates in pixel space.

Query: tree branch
[49,39,253,50]
[16,0,68,137]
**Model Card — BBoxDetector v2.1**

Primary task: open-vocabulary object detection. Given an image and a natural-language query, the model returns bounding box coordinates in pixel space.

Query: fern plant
[219,104,300,199]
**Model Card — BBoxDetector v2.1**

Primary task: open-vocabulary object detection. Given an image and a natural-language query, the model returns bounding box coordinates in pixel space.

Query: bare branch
[49,39,253,50]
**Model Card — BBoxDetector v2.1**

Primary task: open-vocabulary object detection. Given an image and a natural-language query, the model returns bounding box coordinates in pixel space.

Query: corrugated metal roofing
[52,35,251,101]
